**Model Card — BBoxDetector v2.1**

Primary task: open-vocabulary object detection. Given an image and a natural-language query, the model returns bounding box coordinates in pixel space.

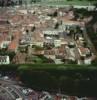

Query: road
[0,78,19,85]
[0,79,27,100]
[83,26,97,54]
[0,86,15,100]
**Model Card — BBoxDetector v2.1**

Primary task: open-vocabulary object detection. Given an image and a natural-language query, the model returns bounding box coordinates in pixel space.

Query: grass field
[27,0,97,6]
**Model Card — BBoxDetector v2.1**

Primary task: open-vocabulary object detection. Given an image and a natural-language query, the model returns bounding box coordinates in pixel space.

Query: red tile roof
[8,32,21,51]
[8,40,18,51]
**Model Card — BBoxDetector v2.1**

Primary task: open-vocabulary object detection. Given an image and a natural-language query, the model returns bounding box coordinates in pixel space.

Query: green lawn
[30,0,97,6]
[18,64,97,70]
[32,56,43,63]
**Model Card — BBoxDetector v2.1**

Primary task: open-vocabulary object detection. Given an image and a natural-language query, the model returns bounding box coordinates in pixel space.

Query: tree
[31,26,36,32]
[54,23,59,29]
[19,0,22,5]
[94,3,97,10]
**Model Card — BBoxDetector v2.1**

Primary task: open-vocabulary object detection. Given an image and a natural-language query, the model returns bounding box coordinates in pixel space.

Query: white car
[39,91,53,100]
[78,97,88,100]
[3,76,9,80]
[40,95,52,100]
